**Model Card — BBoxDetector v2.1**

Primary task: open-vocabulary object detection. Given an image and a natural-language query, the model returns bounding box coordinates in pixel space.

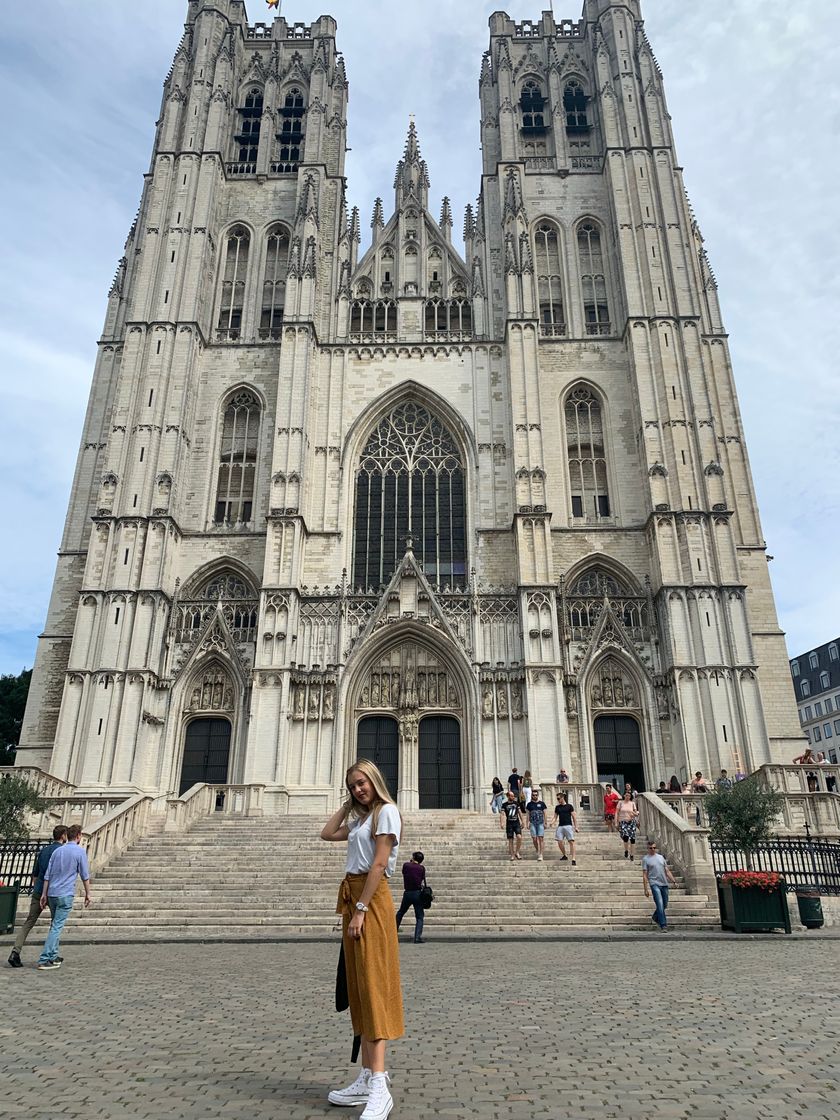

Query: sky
[0,0,838,676]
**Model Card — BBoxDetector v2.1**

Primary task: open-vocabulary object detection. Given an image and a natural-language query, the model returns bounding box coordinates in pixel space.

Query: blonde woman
[321,760,404,1120]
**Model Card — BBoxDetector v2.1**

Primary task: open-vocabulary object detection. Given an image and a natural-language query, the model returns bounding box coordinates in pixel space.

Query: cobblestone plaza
[4,940,839,1119]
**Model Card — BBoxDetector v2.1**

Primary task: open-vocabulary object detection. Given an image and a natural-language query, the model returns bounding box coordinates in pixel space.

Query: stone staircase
[58,808,720,940]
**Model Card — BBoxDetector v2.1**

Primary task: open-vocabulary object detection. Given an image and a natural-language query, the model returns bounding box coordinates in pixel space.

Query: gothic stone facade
[18,0,802,810]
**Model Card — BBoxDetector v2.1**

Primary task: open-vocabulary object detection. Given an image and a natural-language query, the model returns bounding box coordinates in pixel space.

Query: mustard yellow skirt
[336,872,405,1041]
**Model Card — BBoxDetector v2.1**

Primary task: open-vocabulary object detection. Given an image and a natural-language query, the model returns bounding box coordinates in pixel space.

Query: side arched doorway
[418,716,461,808]
[356,715,400,800]
[179,717,232,795]
[594,714,646,793]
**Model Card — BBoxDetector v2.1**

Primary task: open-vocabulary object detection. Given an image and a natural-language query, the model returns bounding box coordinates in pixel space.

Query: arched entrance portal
[594,715,646,793]
[356,715,400,799]
[179,717,231,795]
[419,716,461,808]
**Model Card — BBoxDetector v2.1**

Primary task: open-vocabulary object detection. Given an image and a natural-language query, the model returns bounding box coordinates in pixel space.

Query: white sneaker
[328,1067,370,1106]
[360,1073,393,1120]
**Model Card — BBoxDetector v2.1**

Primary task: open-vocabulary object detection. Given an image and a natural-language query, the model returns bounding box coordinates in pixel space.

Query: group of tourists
[497,785,579,863]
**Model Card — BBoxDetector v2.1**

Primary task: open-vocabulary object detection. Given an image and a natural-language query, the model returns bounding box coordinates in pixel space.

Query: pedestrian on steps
[642,840,677,931]
[525,788,548,860]
[490,777,505,818]
[321,759,403,1119]
[7,825,67,969]
[553,793,579,865]
[615,790,640,861]
[395,852,427,944]
[501,790,523,860]
[603,783,620,834]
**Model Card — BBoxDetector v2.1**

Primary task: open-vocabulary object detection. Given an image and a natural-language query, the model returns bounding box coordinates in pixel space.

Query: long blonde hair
[342,758,399,836]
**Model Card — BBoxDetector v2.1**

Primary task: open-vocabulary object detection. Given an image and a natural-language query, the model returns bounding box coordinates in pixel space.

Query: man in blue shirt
[7,824,67,969]
[36,824,92,971]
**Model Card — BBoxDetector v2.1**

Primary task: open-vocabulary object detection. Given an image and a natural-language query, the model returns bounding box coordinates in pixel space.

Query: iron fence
[0,840,51,896]
[711,836,840,895]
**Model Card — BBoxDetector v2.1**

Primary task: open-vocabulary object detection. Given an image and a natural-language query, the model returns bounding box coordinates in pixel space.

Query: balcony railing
[225,162,257,177]
[539,322,567,338]
[585,322,612,337]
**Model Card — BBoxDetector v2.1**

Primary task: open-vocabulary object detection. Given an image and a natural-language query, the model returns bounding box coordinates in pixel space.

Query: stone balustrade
[0,766,76,799]
[637,793,717,897]
[164,783,266,832]
[84,794,154,875]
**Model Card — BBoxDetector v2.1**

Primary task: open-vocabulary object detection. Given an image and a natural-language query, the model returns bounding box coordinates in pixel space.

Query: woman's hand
[348,910,366,940]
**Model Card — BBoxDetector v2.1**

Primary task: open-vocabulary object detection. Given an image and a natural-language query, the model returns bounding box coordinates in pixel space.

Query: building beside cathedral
[18,0,802,810]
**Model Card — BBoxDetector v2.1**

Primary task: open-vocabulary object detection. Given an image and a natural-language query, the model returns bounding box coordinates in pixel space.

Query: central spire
[393,118,430,210]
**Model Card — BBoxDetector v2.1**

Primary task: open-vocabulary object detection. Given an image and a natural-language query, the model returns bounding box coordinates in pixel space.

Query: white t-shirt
[345,804,401,877]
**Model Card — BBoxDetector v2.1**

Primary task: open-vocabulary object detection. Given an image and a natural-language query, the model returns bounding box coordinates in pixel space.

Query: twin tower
[18,1,800,811]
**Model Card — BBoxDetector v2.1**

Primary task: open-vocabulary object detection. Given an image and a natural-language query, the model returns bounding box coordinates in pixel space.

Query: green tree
[705,778,785,868]
[0,774,46,841]
[0,667,32,766]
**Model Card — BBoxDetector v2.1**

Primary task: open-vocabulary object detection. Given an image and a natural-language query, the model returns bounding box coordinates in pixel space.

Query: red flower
[721,870,782,892]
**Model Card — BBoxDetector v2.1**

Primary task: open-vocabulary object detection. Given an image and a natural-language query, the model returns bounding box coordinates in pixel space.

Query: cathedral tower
[18,1,800,808]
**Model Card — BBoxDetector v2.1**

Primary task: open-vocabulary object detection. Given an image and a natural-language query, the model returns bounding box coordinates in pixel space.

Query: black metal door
[594,715,646,792]
[356,716,399,800]
[418,716,461,809]
[179,718,232,795]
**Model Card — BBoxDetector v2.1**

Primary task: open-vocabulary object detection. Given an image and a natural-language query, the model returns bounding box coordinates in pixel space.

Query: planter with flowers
[0,879,20,935]
[705,779,790,934]
[717,870,791,934]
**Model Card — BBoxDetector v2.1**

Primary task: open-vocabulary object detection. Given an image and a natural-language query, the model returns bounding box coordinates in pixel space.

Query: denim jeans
[650,883,669,929]
[37,896,75,963]
[491,793,504,813]
[395,889,424,941]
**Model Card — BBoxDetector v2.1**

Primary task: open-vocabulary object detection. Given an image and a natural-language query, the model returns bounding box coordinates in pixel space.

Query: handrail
[757,763,840,796]
[637,792,717,897]
[84,794,154,875]
[164,783,215,833]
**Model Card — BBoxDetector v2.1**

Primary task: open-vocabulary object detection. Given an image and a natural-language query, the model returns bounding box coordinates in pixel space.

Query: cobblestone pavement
[3,940,839,1120]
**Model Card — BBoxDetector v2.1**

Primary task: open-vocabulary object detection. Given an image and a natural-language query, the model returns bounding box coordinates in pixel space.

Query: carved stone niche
[589,657,636,711]
[356,642,461,713]
[186,664,235,713]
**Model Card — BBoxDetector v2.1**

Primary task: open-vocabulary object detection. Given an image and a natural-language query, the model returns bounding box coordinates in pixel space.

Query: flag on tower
[266,0,280,9]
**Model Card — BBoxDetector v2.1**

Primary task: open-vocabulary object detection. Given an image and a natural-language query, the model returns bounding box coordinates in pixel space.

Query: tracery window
[565,385,610,520]
[217,226,250,341]
[535,223,565,336]
[568,568,627,597]
[214,390,261,525]
[424,298,472,338]
[353,402,466,589]
[521,80,547,133]
[275,87,305,172]
[349,299,397,338]
[577,221,611,336]
[260,225,289,340]
[563,79,590,133]
[235,88,263,165]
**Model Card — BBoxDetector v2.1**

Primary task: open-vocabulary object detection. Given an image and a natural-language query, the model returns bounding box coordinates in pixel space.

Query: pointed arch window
[424,298,472,339]
[577,221,611,336]
[521,80,548,134]
[260,226,289,340]
[564,79,590,133]
[353,402,466,589]
[214,390,261,525]
[274,87,306,173]
[565,385,610,520]
[234,88,263,166]
[217,226,250,341]
[535,223,565,336]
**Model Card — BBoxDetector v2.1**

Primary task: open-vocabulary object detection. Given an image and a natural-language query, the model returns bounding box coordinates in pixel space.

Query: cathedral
[17,0,802,811]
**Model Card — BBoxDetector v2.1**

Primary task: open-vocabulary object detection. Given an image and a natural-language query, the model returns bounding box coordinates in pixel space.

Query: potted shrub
[705,779,790,933]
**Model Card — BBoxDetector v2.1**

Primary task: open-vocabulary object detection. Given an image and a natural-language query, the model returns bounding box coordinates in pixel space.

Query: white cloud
[2,0,839,672]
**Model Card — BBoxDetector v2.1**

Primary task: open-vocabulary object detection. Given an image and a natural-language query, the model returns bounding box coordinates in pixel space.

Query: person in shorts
[525,788,548,861]
[501,790,523,860]
[603,782,620,833]
[553,793,578,865]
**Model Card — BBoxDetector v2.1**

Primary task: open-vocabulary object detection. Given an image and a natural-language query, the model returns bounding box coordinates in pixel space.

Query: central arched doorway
[418,716,461,808]
[179,717,232,795]
[594,714,646,792]
[356,715,400,800]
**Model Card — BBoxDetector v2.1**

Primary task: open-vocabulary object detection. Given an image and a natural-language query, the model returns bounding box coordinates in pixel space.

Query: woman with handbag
[615,788,640,861]
[321,759,404,1119]
[395,851,427,944]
